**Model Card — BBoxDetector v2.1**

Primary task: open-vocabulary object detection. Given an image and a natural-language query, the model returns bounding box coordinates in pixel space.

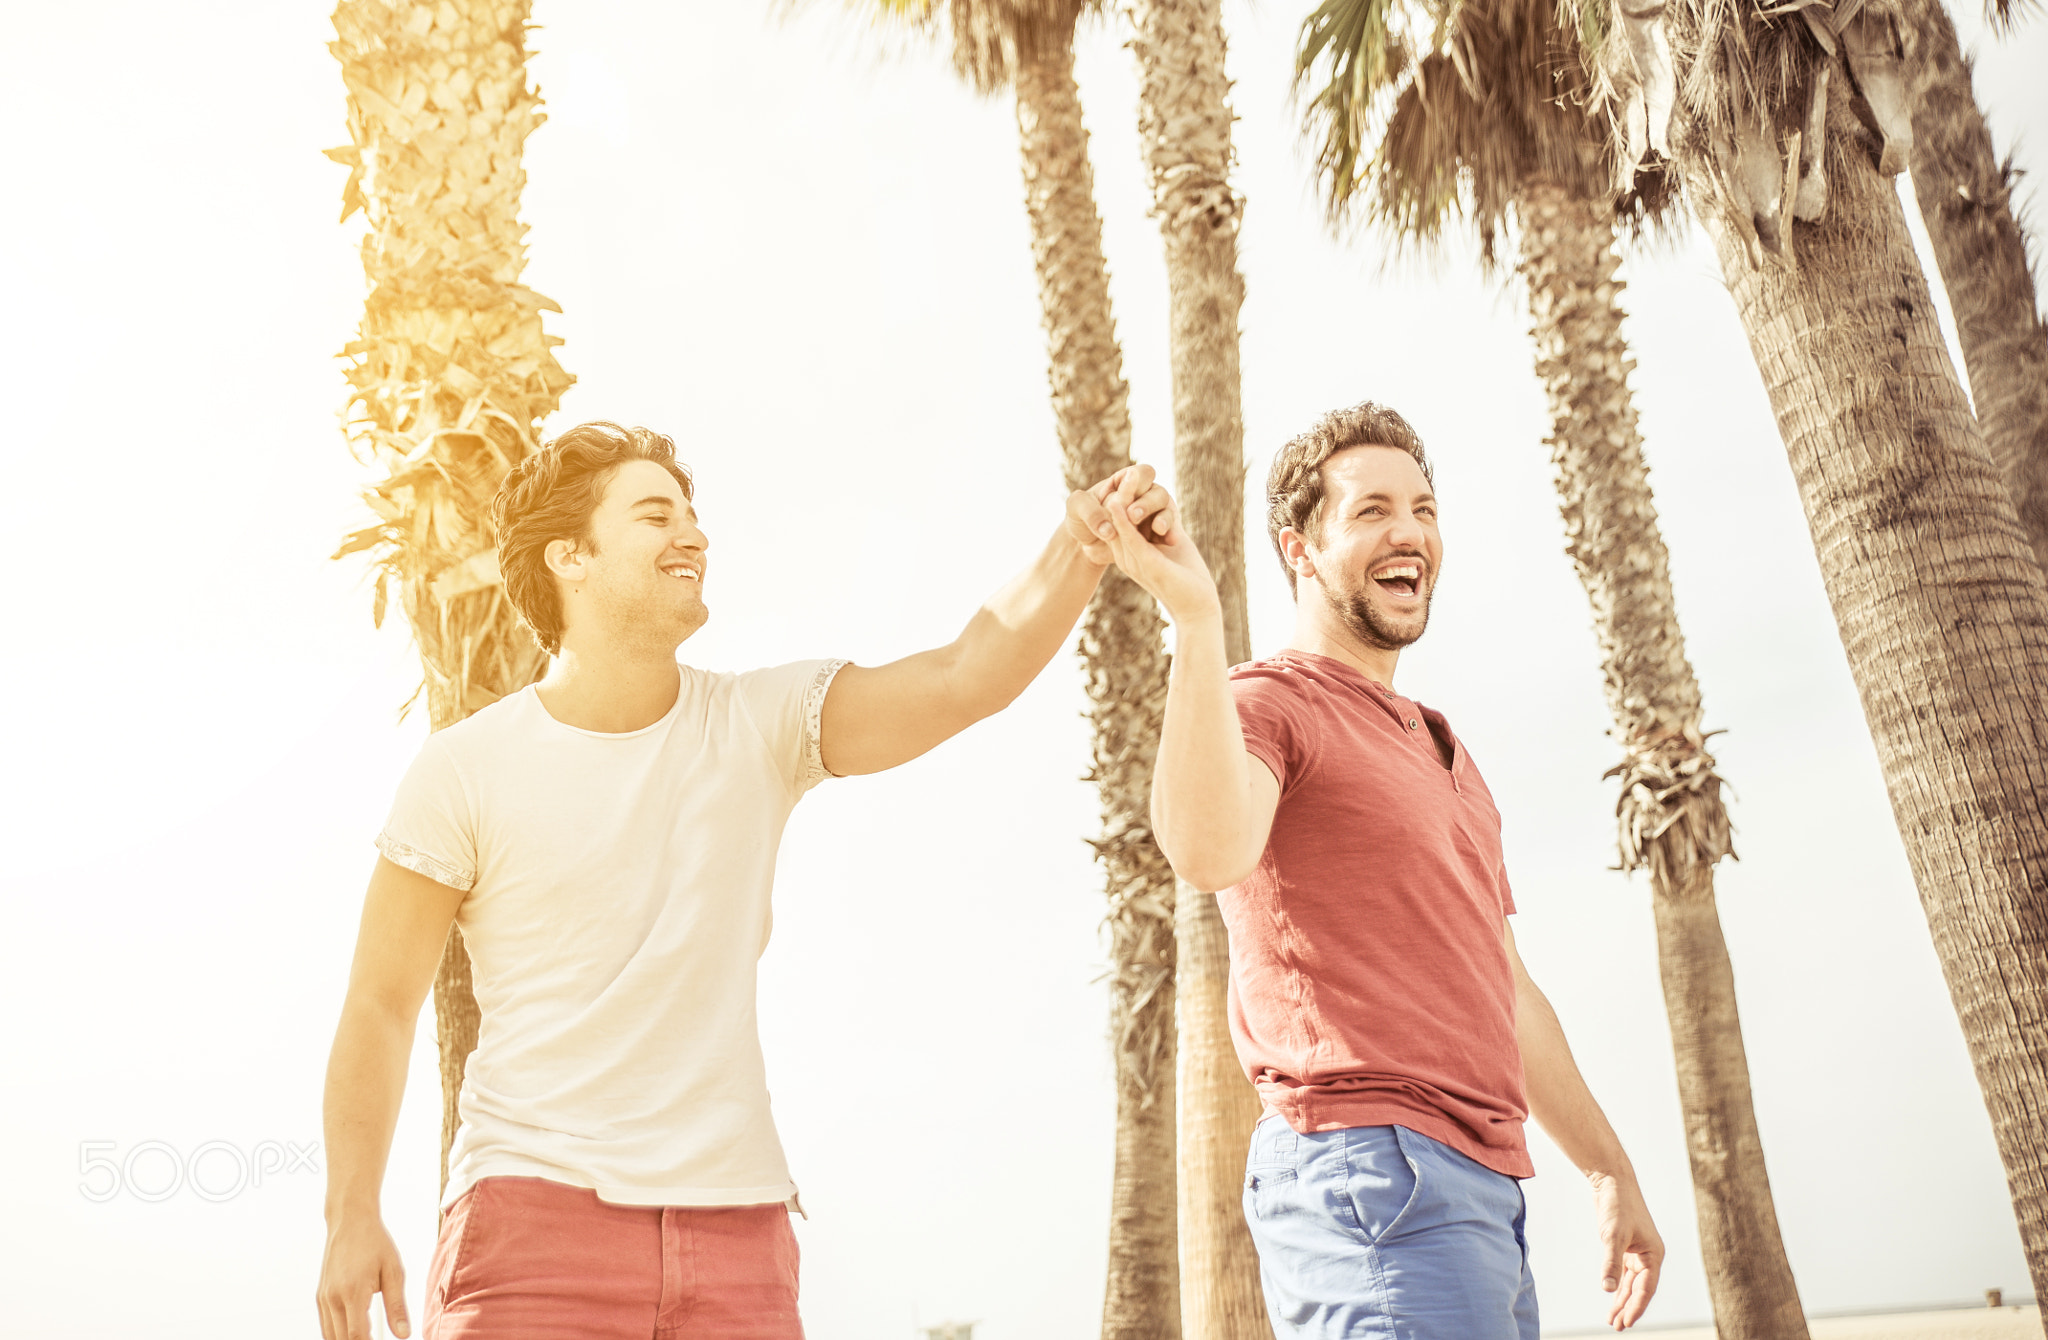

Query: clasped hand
[1063,464,1219,621]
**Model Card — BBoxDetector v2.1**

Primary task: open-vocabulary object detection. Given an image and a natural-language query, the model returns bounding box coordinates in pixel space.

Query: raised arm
[1506,921,1664,1331]
[819,465,1174,776]
[316,857,465,1340]
[1095,501,1279,891]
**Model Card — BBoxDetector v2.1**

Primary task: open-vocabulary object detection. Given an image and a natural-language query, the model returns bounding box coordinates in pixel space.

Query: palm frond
[1985,0,2037,34]
[1300,0,1618,260]
[1295,0,1413,219]
[855,0,1088,93]
[1567,0,1611,66]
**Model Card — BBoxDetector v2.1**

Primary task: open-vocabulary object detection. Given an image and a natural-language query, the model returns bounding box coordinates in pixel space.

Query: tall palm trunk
[331,0,570,1190]
[1689,85,2048,1314]
[1517,180,1808,1340]
[1899,0,2048,576]
[1014,16,1182,1339]
[1128,1,1269,1335]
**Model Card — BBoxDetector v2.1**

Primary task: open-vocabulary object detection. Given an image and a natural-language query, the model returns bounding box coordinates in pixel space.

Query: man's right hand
[317,1214,412,1340]
[319,857,460,1338]
[1096,485,1223,625]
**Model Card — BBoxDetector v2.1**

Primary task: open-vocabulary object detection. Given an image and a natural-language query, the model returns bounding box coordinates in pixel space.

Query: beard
[586,571,708,655]
[1331,576,1432,651]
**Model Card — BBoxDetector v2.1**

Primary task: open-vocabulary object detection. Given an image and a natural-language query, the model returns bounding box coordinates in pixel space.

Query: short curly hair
[492,422,694,655]
[1265,402,1432,595]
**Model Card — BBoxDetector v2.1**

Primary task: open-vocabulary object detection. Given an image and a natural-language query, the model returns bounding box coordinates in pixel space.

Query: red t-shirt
[1223,649,1531,1177]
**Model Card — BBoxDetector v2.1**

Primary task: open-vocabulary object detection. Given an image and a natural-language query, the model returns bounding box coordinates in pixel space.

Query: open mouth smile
[1369,560,1424,598]
[659,560,702,583]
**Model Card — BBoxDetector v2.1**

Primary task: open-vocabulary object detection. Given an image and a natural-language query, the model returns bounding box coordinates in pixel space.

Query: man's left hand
[1066,463,1176,565]
[1593,1172,1663,1330]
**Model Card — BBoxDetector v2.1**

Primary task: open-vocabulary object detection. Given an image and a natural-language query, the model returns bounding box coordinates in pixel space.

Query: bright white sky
[3,2,2045,1337]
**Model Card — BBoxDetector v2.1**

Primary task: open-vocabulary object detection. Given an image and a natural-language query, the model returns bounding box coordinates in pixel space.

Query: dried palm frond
[1563,0,1915,259]
[1605,728,1736,898]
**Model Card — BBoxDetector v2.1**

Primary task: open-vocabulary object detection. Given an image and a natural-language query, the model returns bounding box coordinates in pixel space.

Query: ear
[1278,527,1317,586]
[544,538,587,582]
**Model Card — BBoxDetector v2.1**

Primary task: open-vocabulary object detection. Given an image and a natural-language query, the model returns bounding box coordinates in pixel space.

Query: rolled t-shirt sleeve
[376,735,479,892]
[1229,666,1321,792]
[736,659,849,794]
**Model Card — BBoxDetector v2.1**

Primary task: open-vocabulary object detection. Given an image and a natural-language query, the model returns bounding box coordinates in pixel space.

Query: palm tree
[1296,2,1808,1333]
[1126,0,1269,1334]
[329,0,572,1189]
[1574,0,2048,1309]
[1900,0,2048,575]
[864,5,1181,1334]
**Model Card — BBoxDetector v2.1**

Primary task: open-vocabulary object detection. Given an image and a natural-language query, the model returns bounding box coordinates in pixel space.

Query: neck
[1288,592,1402,689]
[536,637,684,734]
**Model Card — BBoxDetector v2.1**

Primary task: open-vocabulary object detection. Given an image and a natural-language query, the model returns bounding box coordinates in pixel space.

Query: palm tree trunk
[1517,181,1808,1340]
[1171,882,1265,1339]
[1128,1,1269,1335]
[1899,0,2048,577]
[331,0,569,1192]
[1689,83,2048,1315]
[1015,21,1182,1340]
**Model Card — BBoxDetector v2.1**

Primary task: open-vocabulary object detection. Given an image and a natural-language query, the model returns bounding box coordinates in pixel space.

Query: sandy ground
[1551,1304,2041,1339]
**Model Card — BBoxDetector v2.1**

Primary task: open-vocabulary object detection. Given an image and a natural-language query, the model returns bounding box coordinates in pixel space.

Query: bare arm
[1151,610,1282,890]
[1091,499,1278,889]
[316,857,465,1340]
[1508,921,1664,1331]
[820,466,1174,776]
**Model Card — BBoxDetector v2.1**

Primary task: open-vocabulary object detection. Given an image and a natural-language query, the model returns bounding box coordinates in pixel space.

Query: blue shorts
[1242,1118,1539,1340]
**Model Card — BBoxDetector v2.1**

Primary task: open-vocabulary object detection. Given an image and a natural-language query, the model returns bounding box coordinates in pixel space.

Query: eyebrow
[1352,490,1436,505]
[630,496,690,513]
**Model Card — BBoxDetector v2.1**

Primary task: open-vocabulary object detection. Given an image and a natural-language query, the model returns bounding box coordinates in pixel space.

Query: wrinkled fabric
[1243,1118,1537,1340]
[378,661,846,1210]
[423,1176,804,1339]
[1226,650,1529,1177]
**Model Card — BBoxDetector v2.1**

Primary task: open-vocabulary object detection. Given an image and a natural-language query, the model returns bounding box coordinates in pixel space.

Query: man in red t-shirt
[1096,402,1663,1338]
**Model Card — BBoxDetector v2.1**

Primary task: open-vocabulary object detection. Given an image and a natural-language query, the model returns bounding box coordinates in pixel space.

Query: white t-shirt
[375,658,846,1210]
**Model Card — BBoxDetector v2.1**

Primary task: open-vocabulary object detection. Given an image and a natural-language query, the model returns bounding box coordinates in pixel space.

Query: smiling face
[1286,444,1442,651]
[548,458,710,655]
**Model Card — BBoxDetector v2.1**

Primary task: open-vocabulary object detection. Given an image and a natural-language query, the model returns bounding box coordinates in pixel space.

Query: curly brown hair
[492,422,694,655]
[1265,402,1433,594]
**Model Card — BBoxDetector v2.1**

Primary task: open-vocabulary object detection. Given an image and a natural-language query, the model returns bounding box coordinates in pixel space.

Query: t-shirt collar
[1270,648,1456,747]
[1270,648,1402,701]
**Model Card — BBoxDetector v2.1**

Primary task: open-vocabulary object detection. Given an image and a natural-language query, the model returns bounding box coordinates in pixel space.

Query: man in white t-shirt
[316,421,1177,1340]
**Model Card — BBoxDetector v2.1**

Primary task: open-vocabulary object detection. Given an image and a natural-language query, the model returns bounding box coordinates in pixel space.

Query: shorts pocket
[432,1182,485,1310]
[780,1210,803,1294]
[1243,1167,1299,1222]
[1342,1125,1423,1246]
[1245,1115,1300,1170]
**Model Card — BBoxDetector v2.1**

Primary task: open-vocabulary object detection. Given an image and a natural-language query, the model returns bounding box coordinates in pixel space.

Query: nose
[677,520,708,553]
[1386,506,1426,549]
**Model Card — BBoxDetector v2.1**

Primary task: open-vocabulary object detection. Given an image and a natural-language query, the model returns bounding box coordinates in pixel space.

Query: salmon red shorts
[421,1175,804,1339]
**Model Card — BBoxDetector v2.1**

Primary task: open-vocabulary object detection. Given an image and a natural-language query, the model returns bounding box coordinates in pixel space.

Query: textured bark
[1015,23,1182,1340]
[330,0,568,1191]
[1130,0,1251,670]
[1519,180,1807,1340]
[1900,0,2048,577]
[1691,85,2048,1316]
[1129,5,1267,1332]
[1172,879,1267,1340]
